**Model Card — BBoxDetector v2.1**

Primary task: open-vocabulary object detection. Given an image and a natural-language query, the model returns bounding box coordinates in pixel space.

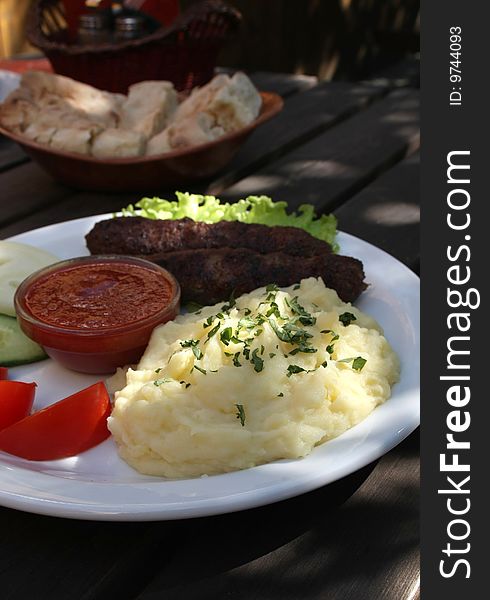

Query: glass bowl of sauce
[15,255,180,374]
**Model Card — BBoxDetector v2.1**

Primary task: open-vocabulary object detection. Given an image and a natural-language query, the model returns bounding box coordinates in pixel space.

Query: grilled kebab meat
[85,217,367,304]
[155,248,366,305]
[86,217,332,259]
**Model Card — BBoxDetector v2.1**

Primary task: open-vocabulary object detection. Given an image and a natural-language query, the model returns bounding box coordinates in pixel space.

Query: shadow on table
[0,461,373,600]
[138,447,419,600]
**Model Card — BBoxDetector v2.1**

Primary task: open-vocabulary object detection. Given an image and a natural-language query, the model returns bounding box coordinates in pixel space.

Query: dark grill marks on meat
[85,216,367,304]
[85,217,332,258]
[155,249,366,305]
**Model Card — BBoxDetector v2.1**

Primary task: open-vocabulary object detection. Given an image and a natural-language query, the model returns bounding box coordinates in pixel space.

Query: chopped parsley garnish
[154,378,171,386]
[321,361,328,368]
[221,291,236,312]
[339,312,357,327]
[285,296,316,326]
[287,364,318,377]
[179,380,191,388]
[220,327,233,345]
[268,319,313,346]
[289,346,317,355]
[266,302,282,318]
[251,348,264,372]
[238,316,256,331]
[264,284,279,303]
[186,301,203,313]
[193,365,207,375]
[206,323,220,340]
[277,392,284,397]
[233,352,242,367]
[235,404,246,426]
[154,367,162,373]
[255,314,267,325]
[352,357,367,371]
[180,339,203,360]
[203,315,215,328]
[269,352,276,359]
[293,283,301,290]
[337,356,367,371]
[322,330,339,355]
[287,365,307,377]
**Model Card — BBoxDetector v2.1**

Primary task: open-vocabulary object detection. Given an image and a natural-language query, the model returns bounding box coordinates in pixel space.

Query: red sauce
[25,263,173,330]
[15,256,180,374]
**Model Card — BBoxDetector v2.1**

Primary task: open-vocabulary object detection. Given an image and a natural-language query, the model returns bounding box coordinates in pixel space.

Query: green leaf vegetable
[120,193,338,251]
[235,404,246,426]
[338,312,357,327]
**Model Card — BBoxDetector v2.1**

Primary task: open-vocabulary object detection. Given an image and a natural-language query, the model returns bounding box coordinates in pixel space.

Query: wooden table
[0,69,420,600]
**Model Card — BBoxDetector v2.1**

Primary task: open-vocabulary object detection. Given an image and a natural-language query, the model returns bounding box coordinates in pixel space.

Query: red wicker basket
[26,0,242,93]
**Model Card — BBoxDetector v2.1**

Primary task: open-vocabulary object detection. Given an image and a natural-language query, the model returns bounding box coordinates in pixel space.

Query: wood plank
[0,137,28,173]
[133,432,419,600]
[0,510,177,600]
[219,89,420,215]
[217,68,319,98]
[0,440,418,600]
[369,55,420,89]
[0,162,73,232]
[0,464,374,600]
[0,191,137,238]
[207,80,388,195]
[335,152,420,271]
[248,71,318,97]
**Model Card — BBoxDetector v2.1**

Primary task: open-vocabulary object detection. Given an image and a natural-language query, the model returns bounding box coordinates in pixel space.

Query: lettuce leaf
[121,192,338,251]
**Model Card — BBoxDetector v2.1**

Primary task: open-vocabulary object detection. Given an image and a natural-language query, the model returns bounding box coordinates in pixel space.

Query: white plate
[0,215,420,521]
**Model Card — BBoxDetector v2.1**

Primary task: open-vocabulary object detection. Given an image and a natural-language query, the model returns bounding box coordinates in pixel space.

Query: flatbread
[21,71,123,127]
[120,81,178,139]
[50,128,92,155]
[92,128,146,158]
[146,128,172,156]
[174,72,261,132]
[0,71,262,158]
[167,112,225,149]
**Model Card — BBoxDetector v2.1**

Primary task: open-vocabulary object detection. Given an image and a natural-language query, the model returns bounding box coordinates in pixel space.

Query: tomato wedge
[0,367,8,380]
[0,382,111,460]
[0,381,36,431]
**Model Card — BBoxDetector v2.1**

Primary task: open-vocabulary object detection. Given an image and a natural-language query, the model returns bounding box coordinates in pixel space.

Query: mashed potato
[108,278,399,478]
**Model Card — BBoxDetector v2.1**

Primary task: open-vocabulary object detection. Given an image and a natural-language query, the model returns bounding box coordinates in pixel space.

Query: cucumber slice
[0,313,47,367]
[0,240,58,317]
